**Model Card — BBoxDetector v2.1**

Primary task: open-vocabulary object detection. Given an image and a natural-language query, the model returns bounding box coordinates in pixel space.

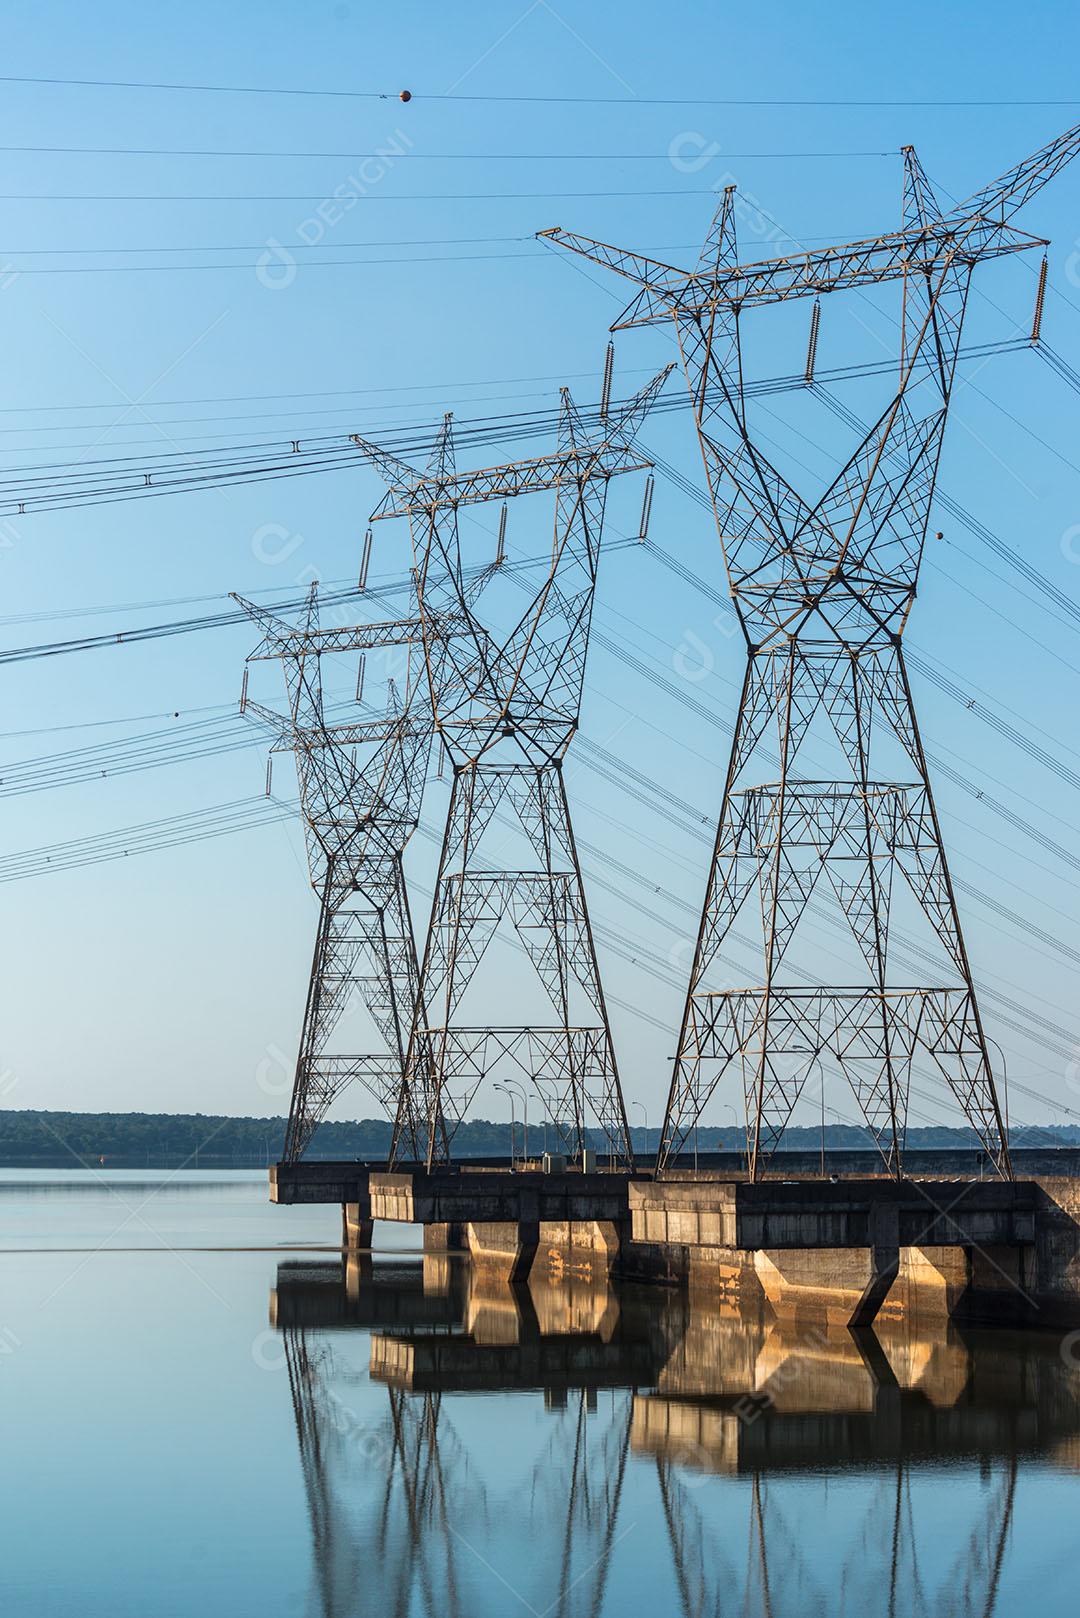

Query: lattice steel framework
[238,585,445,1164]
[541,119,1080,1178]
[354,363,669,1168]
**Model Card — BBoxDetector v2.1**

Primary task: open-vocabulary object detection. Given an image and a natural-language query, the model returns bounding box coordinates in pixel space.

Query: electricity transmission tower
[237,584,445,1163]
[354,361,669,1169]
[541,119,1080,1178]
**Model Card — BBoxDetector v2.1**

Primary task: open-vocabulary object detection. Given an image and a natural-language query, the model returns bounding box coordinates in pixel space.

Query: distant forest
[0,1109,1078,1167]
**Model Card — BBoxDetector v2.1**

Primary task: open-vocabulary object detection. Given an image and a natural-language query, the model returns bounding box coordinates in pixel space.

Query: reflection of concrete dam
[370,1328,660,1394]
[273,1256,682,1395]
[270,1257,465,1332]
[632,1312,1080,1474]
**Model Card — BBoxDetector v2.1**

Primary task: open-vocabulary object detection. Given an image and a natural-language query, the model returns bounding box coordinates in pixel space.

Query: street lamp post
[494,1083,517,1170]
[804,1052,825,1178]
[504,1078,529,1164]
[723,1104,745,1176]
[985,1036,1011,1156]
[633,1100,649,1162]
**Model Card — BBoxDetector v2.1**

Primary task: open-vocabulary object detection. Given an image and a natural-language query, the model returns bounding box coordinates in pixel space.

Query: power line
[0,338,1024,505]
[0,364,659,416]
[0,541,585,661]
[0,703,228,739]
[0,191,869,211]
[0,794,293,880]
[0,142,893,160]
[0,233,531,255]
[0,248,541,275]
[0,584,368,664]
[0,574,359,627]
[0,230,848,258]
[0,74,1075,108]
[1,374,1074,1080]
[0,342,1026,444]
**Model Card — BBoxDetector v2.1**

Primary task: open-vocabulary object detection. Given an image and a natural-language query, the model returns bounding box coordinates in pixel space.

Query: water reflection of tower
[283,1321,473,1618]
[275,1261,668,1618]
[370,1271,664,1618]
[528,1382,634,1618]
[648,1432,1018,1618]
[637,1314,1039,1618]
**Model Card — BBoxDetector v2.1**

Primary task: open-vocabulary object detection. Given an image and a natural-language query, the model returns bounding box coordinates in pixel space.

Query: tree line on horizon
[0,1108,1076,1165]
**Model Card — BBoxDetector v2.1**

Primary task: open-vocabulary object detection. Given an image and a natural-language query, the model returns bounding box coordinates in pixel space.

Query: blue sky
[1,0,1079,1138]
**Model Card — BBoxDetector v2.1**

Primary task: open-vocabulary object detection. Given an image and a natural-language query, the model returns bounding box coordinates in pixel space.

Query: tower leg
[660,645,1011,1179]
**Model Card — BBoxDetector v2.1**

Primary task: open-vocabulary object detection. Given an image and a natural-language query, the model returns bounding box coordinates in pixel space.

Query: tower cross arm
[359,442,653,520]
[540,221,1044,325]
[232,604,429,660]
[355,364,668,518]
[536,226,692,293]
[951,115,1080,225]
[286,715,428,747]
[244,700,426,749]
[707,222,1044,309]
[239,694,292,739]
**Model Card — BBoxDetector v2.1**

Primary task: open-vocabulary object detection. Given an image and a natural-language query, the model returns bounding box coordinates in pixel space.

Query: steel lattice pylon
[354,361,669,1168]
[237,584,449,1164]
[541,119,1080,1178]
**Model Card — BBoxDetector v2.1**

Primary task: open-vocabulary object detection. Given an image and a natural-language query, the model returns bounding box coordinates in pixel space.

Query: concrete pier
[423,1221,467,1252]
[342,1201,373,1252]
[629,1178,1040,1326]
[366,1166,632,1278]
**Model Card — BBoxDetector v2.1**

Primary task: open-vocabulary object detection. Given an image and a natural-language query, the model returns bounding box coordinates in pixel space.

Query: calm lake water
[1,1170,1078,1617]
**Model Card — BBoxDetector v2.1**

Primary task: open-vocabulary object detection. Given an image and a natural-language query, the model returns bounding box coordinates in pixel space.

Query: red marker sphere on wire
[399,89,412,102]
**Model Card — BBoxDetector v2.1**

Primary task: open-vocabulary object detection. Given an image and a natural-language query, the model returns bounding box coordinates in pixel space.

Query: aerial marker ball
[399,90,412,102]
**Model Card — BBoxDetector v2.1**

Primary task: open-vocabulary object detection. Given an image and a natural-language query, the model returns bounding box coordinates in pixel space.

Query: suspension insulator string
[600,341,615,420]
[638,473,655,542]
[804,298,821,385]
[1031,255,1048,344]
